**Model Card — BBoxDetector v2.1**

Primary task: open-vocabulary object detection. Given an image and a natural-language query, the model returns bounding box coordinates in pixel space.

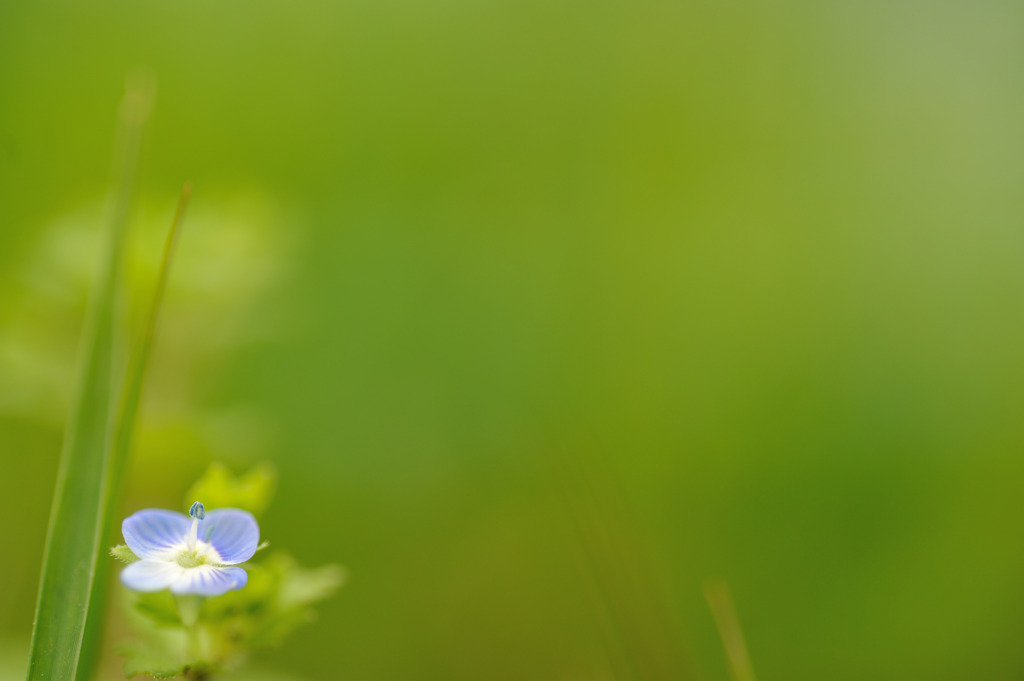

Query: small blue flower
[119,501,259,596]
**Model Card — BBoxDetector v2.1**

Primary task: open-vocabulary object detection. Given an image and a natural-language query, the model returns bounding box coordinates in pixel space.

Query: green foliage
[186,462,277,518]
[132,593,182,628]
[117,464,342,679]
[120,555,342,678]
[203,554,345,649]
[120,644,192,680]
[110,545,141,564]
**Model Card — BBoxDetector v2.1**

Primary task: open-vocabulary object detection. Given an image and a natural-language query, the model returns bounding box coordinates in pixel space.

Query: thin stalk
[704,578,758,681]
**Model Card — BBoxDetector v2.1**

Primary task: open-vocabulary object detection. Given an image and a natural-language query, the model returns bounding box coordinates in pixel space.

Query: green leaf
[200,552,345,650]
[118,627,215,679]
[119,645,190,680]
[26,80,152,681]
[132,592,183,628]
[109,545,140,564]
[185,462,277,517]
[124,659,188,681]
[276,559,346,610]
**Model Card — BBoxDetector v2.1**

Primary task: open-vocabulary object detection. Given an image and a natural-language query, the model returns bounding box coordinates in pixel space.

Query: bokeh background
[3,1,1024,680]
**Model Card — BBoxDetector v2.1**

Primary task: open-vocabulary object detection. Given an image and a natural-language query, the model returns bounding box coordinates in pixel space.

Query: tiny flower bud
[189,501,206,520]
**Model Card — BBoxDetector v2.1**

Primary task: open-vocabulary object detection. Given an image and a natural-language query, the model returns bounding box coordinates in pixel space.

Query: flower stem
[175,594,204,663]
[176,594,201,627]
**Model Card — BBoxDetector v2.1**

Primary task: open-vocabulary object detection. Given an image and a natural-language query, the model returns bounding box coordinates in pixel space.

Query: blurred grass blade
[704,578,758,681]
[75,182,191,681]
[108,181,191,542]
[26,80,152,681]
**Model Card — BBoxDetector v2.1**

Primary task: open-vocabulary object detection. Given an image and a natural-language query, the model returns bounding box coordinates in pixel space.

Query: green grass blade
[75,183,192,681]
[25,83,151,681]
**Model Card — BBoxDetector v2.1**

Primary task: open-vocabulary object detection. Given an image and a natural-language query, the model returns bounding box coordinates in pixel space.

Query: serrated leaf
[247,609,317,649]
[133,592,183,627]
[193,551,344,652]
[120,645,189,680]
[120,635,217,680]
[277,561,346,610]
[110,545,140,564]
[185,462,277,517]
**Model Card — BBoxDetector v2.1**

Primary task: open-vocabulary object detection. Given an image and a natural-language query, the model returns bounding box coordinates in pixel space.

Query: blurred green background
[3,1,1024,679]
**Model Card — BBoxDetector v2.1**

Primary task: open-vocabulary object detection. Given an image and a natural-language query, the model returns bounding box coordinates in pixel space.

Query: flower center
[175,548,209,569]
[171,501,221,568]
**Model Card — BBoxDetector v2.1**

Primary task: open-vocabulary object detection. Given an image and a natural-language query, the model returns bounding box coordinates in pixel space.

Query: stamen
[188,501,205,549]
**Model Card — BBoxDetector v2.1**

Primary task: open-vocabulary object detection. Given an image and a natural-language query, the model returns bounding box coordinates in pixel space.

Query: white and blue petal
[169,565,248,596]
[118,504,259,596]
[198,509,260,565]
[120,559,186,592]
[122,509,190,559]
